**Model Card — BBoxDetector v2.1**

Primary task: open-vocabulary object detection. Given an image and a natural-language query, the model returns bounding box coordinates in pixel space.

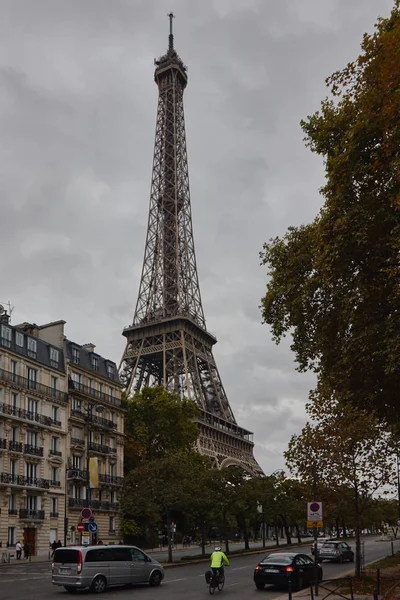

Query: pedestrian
[51,540,57,557]
[56,540,62,549]
[23,542,29,560]
[15,541,22,560]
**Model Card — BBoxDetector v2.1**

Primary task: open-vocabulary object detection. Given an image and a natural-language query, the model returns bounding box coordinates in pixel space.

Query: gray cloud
[0,0,394,474]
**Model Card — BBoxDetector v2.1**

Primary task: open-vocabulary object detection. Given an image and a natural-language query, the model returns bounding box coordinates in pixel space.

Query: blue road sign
[88,522,98,533]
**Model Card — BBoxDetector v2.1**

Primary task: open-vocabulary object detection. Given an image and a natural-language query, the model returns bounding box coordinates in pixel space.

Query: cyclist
[210,546,230,581]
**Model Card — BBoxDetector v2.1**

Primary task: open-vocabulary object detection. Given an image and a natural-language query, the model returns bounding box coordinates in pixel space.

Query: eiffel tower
[120,14,263,475]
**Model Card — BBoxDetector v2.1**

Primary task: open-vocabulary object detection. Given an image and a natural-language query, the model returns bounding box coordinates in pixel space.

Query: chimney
[0,312,10,325]
[82,343,96,353]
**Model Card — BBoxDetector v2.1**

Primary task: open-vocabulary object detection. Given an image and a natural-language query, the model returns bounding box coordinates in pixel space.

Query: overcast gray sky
[0,0,394,474]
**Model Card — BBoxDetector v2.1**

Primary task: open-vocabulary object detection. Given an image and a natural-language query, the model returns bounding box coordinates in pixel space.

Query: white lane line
[232,566,249,570]
[166,578,187,583]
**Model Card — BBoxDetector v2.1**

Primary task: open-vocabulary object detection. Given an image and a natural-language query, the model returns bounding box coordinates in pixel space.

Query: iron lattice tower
[120,14,263,474]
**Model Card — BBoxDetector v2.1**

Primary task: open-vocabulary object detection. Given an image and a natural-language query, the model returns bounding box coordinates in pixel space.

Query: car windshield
[262,555,293,565]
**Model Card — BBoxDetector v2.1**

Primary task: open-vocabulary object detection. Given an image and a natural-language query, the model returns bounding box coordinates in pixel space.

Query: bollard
[377,568,381,595]
[288,580,292,600]
[350,579,354,600]
[310,585,314,600]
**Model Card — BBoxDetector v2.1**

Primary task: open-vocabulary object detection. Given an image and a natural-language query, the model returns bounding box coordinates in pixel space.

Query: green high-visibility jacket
[210,550,230,568]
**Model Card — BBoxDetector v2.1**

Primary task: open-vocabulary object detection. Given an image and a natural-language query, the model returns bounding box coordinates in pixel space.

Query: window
[15,331,24,347]
[51,497,58,515]
[26,495,38,510]
[72,456,81,469]
[26,463,37,479]
[27,368,37,390]
[72,347,80,364]
[110,548,132,561]
[109,437,116,450]
[85,549,111,563]
[8,493,16,513]
[108,387,114,399]
[7,527,15,546]
[71,372,81,386]
[107,364,114,380]
[51,467,59,484]
[27,430,38,446]
[51,376,58,396]
[10,360,18,379]
[51,437,59,452]
[10,459,17,475]
[50,347,59,367]
[11,426,19,442]
[109,463,115,477]
[11,393,19,408]
[27,398,39,415]
[88,378,93,391]
[130,548,146,561]
[52,405,59,423]
[92,356,99,371]
[1,325,12,347]
[72,485,82,499]
[110,490,117,504]
[109,516,116,532]
[72,397,82,411]
[27,337,37,358]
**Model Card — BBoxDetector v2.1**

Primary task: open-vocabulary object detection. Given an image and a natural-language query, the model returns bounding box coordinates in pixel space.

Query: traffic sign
[307,520,323,528]
[81,531,90,546]
[88,522,98,533]
[81,507,92,520]
[77,522,85,532]
[307,502,323,521]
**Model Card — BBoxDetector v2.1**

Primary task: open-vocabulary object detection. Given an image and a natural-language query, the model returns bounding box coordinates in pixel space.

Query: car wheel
[91,575,107,593]
[255,582,265,590]
[64,587,78,594]
[149,570,162,586]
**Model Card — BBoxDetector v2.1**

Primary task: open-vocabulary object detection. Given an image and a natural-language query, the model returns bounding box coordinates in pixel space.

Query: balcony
[67,468,87,481]
[24,444,44,457]
[0,473,50,489]
[49,449,62,457]
[0,438,6,450]
[71,437,85,446]
[0,368,67,402]
[0,402,62,428]
[19,509,45,520]
[88,413,117,430]
[50,480,61,487]
[9,441,23,453]
[88,442,114,455]
[8,509,17,515]
[50,512,59,518]
[99,474,124,486]
[68,498,119,511]
[68,379,122,407]
[69,498,86,508]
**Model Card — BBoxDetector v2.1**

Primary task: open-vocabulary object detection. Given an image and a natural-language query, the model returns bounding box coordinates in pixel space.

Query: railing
[50,480,61,487]
[99,474,124,486]
[0,402,62,428]
[9,441,23,452]
[68,379,122,407]
[19,509,45,520]
[50,512,59,518]
[0,438,6,449]
[89,442,114,454]
[0,473,50,489]
[67,469,87,481]
[88,413,118,430]
[68,498,119,511]
[71,437,85,445]
[24,444,44,457]
[49,449,62,457]
[8,509,17,515]
[0,368,67,402]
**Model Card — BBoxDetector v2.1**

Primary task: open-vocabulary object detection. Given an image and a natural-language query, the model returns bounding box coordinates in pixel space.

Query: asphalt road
[0,536,392,600]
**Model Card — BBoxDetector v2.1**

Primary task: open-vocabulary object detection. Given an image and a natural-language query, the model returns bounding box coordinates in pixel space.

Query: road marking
[232,566,249,570]
[166,578,187,583]
[1,577,44,583]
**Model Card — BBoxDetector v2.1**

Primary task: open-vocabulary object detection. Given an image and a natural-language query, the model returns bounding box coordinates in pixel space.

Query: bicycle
[208,570,225,595]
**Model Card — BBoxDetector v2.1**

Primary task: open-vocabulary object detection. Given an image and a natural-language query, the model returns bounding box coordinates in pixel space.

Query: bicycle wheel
[209,581,216,595]
[218,575,225,592]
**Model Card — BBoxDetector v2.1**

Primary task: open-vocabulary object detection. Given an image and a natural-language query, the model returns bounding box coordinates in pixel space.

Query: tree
[285,398,396,577]
[124,386,199,470]
[260,2,400,422]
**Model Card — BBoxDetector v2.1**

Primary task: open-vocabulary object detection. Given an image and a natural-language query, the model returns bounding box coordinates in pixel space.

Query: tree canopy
[260,2,400,422]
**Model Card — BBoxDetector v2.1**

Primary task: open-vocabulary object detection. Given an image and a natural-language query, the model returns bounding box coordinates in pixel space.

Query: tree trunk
[336,518,340,538]
[354,491,361,578]
[280,515,292,545]
[275,524,279,546]
[294,522,301,544]
[342,518,347,538]
[201,520,206,557]
[243,523,250,550]
[223,513,229,554]
[165,507,173,563]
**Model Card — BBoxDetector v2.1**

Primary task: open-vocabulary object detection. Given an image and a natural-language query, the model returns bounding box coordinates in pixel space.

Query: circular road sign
[81,507,92,520]
[77,522,85,532]
[88,522,98,533]
[310,502,320,513]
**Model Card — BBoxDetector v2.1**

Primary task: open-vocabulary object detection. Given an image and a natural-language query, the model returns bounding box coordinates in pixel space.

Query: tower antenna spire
[168,11,175,51]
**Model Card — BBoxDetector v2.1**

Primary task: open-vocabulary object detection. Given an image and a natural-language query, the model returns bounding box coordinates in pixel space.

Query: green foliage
[119,518,141,537]
[260,3,400,422]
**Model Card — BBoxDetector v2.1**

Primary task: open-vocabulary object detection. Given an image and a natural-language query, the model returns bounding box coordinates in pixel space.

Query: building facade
[0,314,124,556]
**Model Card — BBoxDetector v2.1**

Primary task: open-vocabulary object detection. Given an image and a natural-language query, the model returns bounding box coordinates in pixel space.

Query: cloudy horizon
[0,0,394,474]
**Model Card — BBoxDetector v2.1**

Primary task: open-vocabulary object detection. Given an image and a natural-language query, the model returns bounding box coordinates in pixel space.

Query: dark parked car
[318,541,354,563]
[253,552,323,591]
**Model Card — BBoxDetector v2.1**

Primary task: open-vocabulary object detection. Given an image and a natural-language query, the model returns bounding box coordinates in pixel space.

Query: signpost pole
[313,472,319,597]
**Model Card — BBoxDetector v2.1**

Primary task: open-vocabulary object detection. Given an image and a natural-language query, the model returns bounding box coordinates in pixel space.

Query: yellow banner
[89,457,99,489]
[307,520,323,528]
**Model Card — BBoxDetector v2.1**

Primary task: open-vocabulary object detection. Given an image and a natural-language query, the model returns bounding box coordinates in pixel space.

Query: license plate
[264,568,279,573]
[59,568,69,573]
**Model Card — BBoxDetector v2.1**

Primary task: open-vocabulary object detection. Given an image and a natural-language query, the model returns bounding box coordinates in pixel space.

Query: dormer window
[107,364,114,380]
[27,337,37,358]
[72,347,80,364]
[0,325,12,348]
[92,356,99,372]
[15,331,24,347]
[50,347,59,368]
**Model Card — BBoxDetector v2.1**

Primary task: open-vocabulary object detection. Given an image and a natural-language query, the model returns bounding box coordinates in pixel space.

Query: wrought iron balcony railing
[68,497,119,511]
[9,441,23,452]
[99,474,124,486]
[0,402,62,428]
[24,444,44,457]
[49,449,62,457]
[19,509,45,520]
[0,368,67,402]
[50,512,59,518]
[71,437,85,445]
[8,509,17,515]
[88,442,115,454]
[0,473,50,489]
[67,468,87,481]
[68,379,122,407]
[0,438,6,450]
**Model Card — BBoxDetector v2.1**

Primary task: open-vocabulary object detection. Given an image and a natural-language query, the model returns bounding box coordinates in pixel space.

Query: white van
[52,545,165,593]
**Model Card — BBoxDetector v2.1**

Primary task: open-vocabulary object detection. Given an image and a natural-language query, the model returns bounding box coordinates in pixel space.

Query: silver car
[52,545,165,593]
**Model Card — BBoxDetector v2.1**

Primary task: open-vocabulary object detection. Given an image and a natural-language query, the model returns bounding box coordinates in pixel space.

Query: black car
[253,552,323,591]
[318,541,354,563]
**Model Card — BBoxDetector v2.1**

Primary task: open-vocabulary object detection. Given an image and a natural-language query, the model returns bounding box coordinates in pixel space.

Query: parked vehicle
[311,537,335,555]
[318,541,354,563]
[52,545,164,593]
[253,552,323,591]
